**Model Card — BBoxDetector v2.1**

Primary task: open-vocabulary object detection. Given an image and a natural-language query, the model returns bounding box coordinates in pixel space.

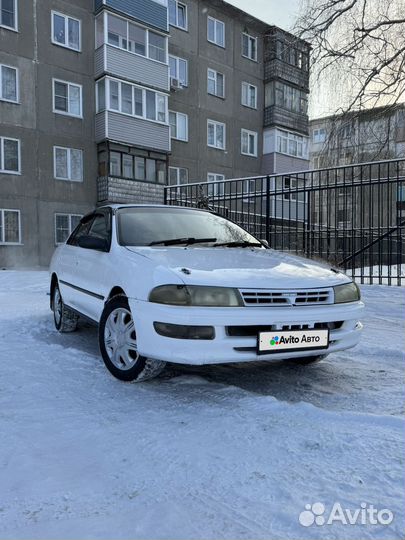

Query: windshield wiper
[149,237,217,247]
[213,241,263,248]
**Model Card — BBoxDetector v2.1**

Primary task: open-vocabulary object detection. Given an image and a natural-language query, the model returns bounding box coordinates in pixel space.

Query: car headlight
[334,282,361,304]
[149,285,244,307]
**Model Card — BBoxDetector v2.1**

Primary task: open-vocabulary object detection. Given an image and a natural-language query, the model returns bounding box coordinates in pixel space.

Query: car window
[67,215,93,246]
[88,211,112,248]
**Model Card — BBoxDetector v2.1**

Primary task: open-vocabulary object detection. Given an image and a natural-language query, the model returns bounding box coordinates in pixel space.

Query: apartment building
[0,0,310,267]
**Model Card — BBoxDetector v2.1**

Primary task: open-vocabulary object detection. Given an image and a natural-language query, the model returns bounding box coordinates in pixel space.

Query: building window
[55,213,82,245]
[242,33,257,61]
[169,0,187,30]
[207,172,225,197]
[243,179,256,203]
[169,55,188,86]
[207,69,224,98]
[54,146,83,182]
[241,129,258,157]
[277,129,305,158]
[241,82,257,109]
[53,79,82,118]
[207,16,225,48]
[276,41,309,71]
[207,120,225,150]
[52,11,81,51]
[0,0,17,31]
[106,150,166,184]
[106,13,166,63]
[169,111,188,141]
[0,209,20,244]
[0,64,18,103]
[0,136,20,173]
[96,78,167,124]
[313,128,326,143]
[265,81,308,114]
[169,167,188,195]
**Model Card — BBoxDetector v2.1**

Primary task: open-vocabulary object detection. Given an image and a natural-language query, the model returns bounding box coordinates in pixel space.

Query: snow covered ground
[348,265,405,286]
[0,270,404,540]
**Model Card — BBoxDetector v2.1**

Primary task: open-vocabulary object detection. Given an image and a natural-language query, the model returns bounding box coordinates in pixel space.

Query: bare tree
[296,0,405,113]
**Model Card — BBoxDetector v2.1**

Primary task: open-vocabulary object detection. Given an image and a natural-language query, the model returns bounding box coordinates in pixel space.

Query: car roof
[97,204,209,212]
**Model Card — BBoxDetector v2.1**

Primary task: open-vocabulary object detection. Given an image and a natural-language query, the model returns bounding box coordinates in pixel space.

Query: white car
[49,204,364,382]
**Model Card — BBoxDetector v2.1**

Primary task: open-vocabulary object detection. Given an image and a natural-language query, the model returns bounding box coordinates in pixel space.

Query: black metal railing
[164,159,405,285]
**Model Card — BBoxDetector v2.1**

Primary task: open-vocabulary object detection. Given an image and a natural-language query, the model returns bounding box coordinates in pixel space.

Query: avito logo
[270,336,280,346]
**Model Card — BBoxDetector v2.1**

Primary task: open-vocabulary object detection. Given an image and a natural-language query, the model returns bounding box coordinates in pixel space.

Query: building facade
[0,0,310,267]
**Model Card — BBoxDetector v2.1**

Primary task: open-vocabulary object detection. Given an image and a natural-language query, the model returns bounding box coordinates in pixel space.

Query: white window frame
[207,16,225,48]
[0,64,19,103]
[169,55,188,86]
[207,68,225,98]
[0,0,18,31]
[54,213,82,245]
[97,77,168,125]
[242,33,257,61]
[241,129,258,157]
[207,172,225,197]
[104,11,168,64]
[0,136,21,174]
[168,0,187,30]
[169,110,188,141]
[243,179,256,204]
[241,81,257,109]
[51,11,81,52]
[53,146,83,182]
[277,129,305,158]
[0,208,21,245]
[207,119,226,150]
[52,79,83,118]
[169,166,189,197]
[313,128,326,144]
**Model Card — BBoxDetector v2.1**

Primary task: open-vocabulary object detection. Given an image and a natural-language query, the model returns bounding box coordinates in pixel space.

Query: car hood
[125,247,350,289]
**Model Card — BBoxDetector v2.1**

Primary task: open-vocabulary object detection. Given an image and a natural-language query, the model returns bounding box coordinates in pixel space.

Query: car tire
[52,283,79,333]
[99,295,166,382]
[291,354,329,365]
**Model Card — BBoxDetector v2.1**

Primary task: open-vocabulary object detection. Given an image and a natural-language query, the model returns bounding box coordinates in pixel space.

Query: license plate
[257,329,329,355]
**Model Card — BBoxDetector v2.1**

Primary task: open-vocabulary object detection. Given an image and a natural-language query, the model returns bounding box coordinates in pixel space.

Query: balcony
[95,111,171,152]
[265,59,309,92]
[264,106,309,135]
[97,176,165,204]
[95,45,169,91]
[95,0,168,33]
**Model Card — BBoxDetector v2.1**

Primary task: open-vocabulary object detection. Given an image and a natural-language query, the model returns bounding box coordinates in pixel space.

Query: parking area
[0,271,404,539]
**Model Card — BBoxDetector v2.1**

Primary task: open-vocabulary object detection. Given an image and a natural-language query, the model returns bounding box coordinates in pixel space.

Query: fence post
[265,175,271,245]
[164,185,167,206]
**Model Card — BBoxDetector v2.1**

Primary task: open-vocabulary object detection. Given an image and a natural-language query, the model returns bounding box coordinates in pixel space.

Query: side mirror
[77,235,108,252]
[259,239,270,248]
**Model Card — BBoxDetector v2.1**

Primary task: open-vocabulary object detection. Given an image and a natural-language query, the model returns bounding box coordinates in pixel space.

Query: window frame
[207,119,226,150]
[104,11,168,65]
[241,81,257,109]
[0,208,21,245]
[51,10,81,52]
[53,146,84,182]
[169,110,188,142]
[0,0,18,31]
[168,0,188,31]
[207,16,225,48]
[207,68,225,98]
[313,128,326,144]
[169,54,188,87]
[241,128,258,157]
[0,136,21,174]
[0,64,19,103]
[242,33,257,62]
[276,129,305,158]
[169,166,189,196]
[207,172,225,197]
[96,77,168,126]
[54,213,83,245]
[52,78,83,118]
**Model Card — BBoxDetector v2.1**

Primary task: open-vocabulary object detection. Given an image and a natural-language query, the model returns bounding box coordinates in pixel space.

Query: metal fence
[164,158,405,286]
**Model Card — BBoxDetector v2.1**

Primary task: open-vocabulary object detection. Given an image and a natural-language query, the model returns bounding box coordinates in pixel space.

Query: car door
[72,209,113,322]
[57,214,94,310]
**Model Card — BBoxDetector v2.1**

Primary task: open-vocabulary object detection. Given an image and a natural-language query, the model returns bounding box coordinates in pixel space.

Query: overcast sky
[227,0,302,30]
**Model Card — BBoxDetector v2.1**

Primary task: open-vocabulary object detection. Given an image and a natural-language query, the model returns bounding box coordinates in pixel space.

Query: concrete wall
[0,0,96,268]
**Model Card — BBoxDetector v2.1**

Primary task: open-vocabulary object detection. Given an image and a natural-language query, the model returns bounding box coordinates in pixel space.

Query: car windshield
[117,207,261,247]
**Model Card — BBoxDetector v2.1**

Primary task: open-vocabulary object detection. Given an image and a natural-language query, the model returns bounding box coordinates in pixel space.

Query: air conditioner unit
[170,77,182,90]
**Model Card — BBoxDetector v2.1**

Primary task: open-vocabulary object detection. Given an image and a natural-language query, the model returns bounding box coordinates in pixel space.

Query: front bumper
[129,299,364,365]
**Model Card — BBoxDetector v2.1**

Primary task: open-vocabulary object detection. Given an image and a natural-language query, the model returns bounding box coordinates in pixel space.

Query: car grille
[240,288,333,307]
[226,321,343,337]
